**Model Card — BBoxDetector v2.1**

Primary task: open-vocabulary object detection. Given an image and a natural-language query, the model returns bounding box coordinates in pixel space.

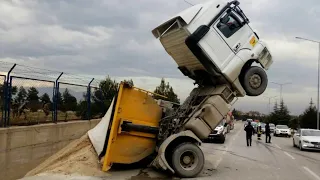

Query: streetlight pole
[270,82,291,101]
[264,96,278,114]
[296,36,320,130]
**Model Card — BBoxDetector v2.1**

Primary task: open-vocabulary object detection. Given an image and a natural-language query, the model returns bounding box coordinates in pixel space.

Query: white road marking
[303,166,320,180]
[284,151,295,160]
[275,144,282,149]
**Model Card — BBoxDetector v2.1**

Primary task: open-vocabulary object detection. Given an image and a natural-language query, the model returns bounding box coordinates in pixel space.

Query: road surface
[20,121,320,180]
[194,121,320,180]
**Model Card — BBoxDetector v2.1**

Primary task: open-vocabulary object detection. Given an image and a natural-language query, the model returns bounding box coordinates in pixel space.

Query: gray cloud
[1,0,320,114]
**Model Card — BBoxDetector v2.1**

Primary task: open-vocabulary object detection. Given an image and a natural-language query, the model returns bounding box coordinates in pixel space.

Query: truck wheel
[171,143,204,178]
[242,66,268,96]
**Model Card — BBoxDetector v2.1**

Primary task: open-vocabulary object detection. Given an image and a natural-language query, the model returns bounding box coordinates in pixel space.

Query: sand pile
[25,133,109,177]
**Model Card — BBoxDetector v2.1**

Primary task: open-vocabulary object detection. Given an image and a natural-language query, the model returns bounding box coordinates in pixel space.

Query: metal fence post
[52,82,55,123]
[87,78,94,120]
[54,72,63,123]
[1,76,6,127]
[4,64,16,127]
[6,76,13,127]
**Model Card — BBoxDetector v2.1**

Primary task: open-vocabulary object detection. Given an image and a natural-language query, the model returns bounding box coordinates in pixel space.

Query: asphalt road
[193,121,320,180]
[20,121,320,180]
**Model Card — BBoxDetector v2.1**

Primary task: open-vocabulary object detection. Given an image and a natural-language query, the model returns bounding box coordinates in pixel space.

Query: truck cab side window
[216,11,243,38]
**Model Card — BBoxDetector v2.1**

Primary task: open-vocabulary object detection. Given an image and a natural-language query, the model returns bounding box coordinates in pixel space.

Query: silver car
[293,129,320,151]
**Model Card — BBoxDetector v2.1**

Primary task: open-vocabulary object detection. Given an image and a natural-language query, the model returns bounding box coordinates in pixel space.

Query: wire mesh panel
[9,77,55,126]
[58,83,88,121]
[0,75,6,126]
[89,87,108,119]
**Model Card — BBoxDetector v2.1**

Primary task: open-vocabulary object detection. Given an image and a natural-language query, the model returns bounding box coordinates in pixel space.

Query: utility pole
[270,82,291,101]
[296,36,320,130]
[264,96,278,114]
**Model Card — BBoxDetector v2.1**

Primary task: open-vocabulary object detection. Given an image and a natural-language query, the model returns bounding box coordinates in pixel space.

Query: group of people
[244,121,271,146]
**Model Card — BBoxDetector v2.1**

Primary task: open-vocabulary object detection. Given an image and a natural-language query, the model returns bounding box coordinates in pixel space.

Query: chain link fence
[9,76,55,126]
[57,82,88,121]
[0,61,109,127]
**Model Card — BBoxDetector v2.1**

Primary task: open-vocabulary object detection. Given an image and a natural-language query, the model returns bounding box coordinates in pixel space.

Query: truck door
[213,9,255,67]
[200,22,235,70]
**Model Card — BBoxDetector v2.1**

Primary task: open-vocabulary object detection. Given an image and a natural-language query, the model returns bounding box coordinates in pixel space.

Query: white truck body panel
[87,98,115,157]
[152,0,273,97]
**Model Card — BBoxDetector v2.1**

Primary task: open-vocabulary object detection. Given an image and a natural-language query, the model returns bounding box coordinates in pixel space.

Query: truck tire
[242,66,268,96]
[171,142,204,178]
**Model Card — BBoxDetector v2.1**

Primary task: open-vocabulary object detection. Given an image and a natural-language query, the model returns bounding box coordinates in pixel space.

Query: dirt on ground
[25,133,109,177]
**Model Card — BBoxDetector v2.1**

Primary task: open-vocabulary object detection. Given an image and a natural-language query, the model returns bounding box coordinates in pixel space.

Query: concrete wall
[0,119,100,180]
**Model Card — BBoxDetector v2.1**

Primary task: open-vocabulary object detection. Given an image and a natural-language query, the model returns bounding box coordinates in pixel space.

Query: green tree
[300,99,317,129]
[268,100,291,125]
[15,86,27,103]
[77,76,120,119]
[289,116,299,129]
[98,76,119,108]
[232,108,242,120]
[62,88,77,111]
[278,99,291,125]
[27,87,39,102]
[55,91,64,111]
[40,93,51,104]
[269,101,279,124]
[123,79,134,86]
[0,82,17,111]
[153,78,180,104]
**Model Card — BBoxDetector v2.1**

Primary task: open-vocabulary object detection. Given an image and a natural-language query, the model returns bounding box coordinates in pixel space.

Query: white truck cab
[152,0,273,97]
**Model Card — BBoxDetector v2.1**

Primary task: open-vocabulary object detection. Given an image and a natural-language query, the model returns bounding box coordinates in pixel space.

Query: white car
[152,0,273,97]
[293,129,320,151]
[274,125,291,137]
[269,123,275,133]
[206,120,227,143]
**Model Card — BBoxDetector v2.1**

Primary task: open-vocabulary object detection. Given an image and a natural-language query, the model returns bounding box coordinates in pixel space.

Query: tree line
[0,77,180,119]
[232,99,318,130]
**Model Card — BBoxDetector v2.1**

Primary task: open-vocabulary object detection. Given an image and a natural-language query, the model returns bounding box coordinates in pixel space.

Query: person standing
[265,122,271,143]
[257,123,262,140]
[244,121,254,146]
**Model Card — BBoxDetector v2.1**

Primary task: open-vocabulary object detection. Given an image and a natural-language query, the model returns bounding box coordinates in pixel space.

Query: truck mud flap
[88,82,163,172]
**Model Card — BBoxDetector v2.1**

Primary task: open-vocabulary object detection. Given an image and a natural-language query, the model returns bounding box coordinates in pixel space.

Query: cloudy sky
[1,0,320,115]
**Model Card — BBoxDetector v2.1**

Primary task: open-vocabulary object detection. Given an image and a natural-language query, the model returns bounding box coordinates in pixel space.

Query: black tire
[171,143,204,178]
[299,142,304,151]
[241,66,268,96]
[220,135,226,144]
[293,139,296,147]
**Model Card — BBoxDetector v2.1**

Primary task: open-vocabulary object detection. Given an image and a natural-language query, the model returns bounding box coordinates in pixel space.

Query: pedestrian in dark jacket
[265,122,271,143]
[244,121,254,146]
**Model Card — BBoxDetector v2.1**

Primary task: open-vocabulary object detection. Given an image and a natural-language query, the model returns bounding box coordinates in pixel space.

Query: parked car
[274,125,291,137]
[260,123,266,134]
[205,120,227,143]
[269,123,275,133]
[251,122,257,134]
[293,128,320,151]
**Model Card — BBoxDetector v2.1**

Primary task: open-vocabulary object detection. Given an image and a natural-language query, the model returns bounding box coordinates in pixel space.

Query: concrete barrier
[0,119,100,180]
